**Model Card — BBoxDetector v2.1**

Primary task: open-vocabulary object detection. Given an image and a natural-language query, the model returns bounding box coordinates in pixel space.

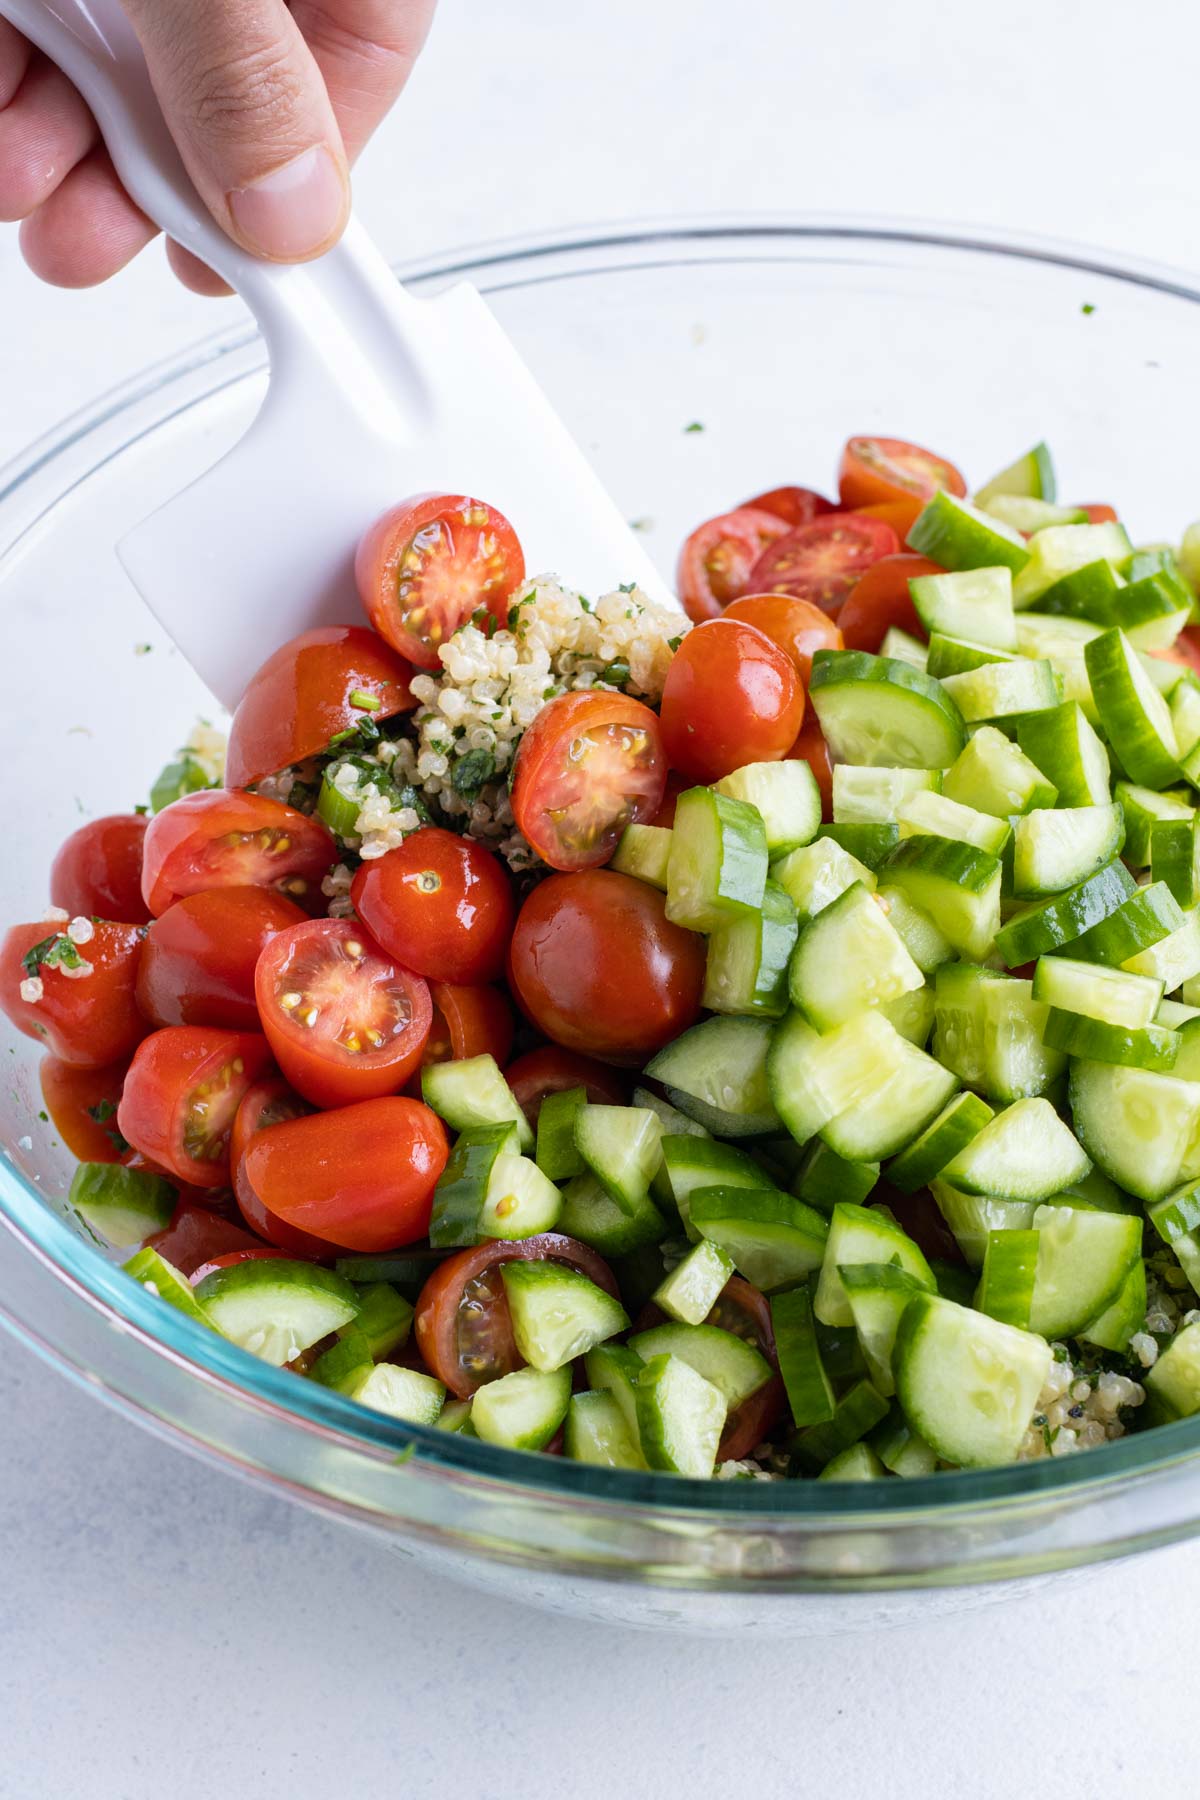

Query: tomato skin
[1155,629,1200,679]
[117,1026,272,1188]
[787,713,834,819]
[255,918,432,1108]
[351,827,514,984]
[39,1056,129,1163]
[355,493,525,670]
[740,485,835,527]
[748,514,900,617]
[705,1275,787,1460]
[722,593,843,686]
[851,496,926,540]
[225,626,415,789]
[236,1097,449,1252]
[229,1073,310,1173]
[50,813,151,925]
[659,618,804,785]
[510,691,667,873]
[190,1247,290,1285]
[136,886,307,1031]
[676,507,792,624]
[836,552,943,652]
[141,789,335,918]
[508,871,705,1061]
[414,1233,621,1397]
[650,769,687,830]
[424,982,514,1068]
[504,1045,629,1126]
[838,435,966,510]
[1081,503,1118,525]
[0,921,148,1069]
[147,1201,267,1277]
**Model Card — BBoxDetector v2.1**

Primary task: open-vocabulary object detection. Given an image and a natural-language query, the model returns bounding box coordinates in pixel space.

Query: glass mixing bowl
[5,217,1200,1636]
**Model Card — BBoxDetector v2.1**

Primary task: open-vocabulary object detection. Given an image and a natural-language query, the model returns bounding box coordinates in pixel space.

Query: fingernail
[228,145,347,260]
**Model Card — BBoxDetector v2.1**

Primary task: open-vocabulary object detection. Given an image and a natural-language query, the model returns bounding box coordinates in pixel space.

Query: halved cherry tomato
[191,1247,289,1285]
[136,886,307,1030]
[355,493,525,670]
[706,1276,787,1460]
[49,813,151,925]
[147,1200,267,1277]
[423,982,514,1068]
[1154,629,1200,679]
[141,790,334,918]
[787,712,834,819]
[351,827,514,984]
[838,435,966,510]
[117,1026,272,1188]
[235,1096,448,1252]
[740,485,835,527]
[748,514,900,617]
[229,1073,311,1173]
[851,496,926,540]
[510,691,667,872]
[255,918,432,1108]
[225,626,416,788]
[650,769,687,830]
[504,1045,629,1126]
[878,1183,964,1266]
[676,506,791,623]
[659,618,803,784]
[722,593,843,686]
[0,921,147,1068]
[836,552,943,653]
[414,1233,621,1397]
[1080,503,1118,525]
[508,871,705,1061]
[39,1056,130,1163]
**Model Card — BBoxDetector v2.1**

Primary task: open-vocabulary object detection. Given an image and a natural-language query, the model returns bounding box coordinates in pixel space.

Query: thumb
[121,0,350,262]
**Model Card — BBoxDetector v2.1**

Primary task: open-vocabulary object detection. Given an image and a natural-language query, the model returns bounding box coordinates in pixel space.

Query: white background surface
[2,1,1199,1793]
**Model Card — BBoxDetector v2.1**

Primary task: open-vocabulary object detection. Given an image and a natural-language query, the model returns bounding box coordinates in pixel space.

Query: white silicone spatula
[0,0,673,708]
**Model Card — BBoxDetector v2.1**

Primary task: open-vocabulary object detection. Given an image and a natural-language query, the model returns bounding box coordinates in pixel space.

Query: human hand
[0,0,436,292]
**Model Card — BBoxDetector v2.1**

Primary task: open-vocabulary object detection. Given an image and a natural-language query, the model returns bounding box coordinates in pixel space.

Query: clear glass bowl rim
[4,209,1200,1522]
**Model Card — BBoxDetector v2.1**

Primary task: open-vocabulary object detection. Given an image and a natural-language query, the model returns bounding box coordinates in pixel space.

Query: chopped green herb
[1081,302,1096,316]
[451,750,496,798]
[667,635,683,653]
[629,517,654,533]
[150,754,214,815]
[579,596,594,614]
[134,643,153,656]
[86,1099,118,1124]
[133,803,149,817]
[37,1111,48,1123]
[600,659,631,687]
[618,581,637,594]
[22,934,88,979]
[684,421,705,434]
[469,606,500,639]
[348,689,383,713]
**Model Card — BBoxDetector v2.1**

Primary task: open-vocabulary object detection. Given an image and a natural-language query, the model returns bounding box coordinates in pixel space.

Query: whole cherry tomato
[723,593,843,685]
[0,921,147,1068]
[423,983,515,1068]
[510,691,667,872]
[351,827,514,983]
[141,789,334,917]
[50,813,151,924]
[659,618,803,784]
[136,886,307,1030]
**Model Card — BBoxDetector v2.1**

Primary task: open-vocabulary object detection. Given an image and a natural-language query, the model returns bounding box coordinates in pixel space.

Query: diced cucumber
[645,1015,779,1138]
[341,1363,445,1425]
[313,1335,380,1401]
[869,1404,938,1477]
[840,1262,926,1396]
[770,1283,835,1427]
[1011,803,1124,898]
[895,1294,1051,1468]
[688,1186,828,1292]
[910,566,1017,649]
[629,1320,773,1410]
[931,962,1007,1087]
[821,823,900,870]
[876,884,955,974]
[1144,1321,1200,1424]
[808,649,966,770]
[429,1123,521,1248]
[1068,879,1182,966]
[635,1354,726,1478]
[1043,1009,1179,1073]
[931,1181,1038,1269]
[882,834,1002,961]
[1013,522,1132,609]
[556,1171,666,1256]
[976,1228,1038,1329]
[813,1200,935,1328]
[820,1024,959,1163]
[941,725,1058,818]
[702,878,797,1019]
[1027,1202,1143,1340]
[657,1135,770,1236]
[575,1104,662,1213]
[1123,909,1200,990]
[341,1281,413,1359]
[651,1240,735,1326]
[1032,956,1163,1028]
[1170,674,1200,760]
[1085,628,1179,789]
[1036,557,1123,624]
[665,786,767,931]
[879,979,936,1047]
[1016,702,1111,807]
[1117,783,1194,868]
[1156,998,1200,1029]
[983,496,1087,533]
[122,1247,209,1325]
[940,1097,1090,1202]
[832,764,941,824]
[479,1152,563,1240]
[565,1388,646,1469]
[818,1442,888,1481]
[793,1139,879,1213]
[791,1378,890,1471]
[195,1259,359,1366]
[584,1341,647,1450]
[1153,815,1200,908]
[788,879,924,1031]
[880,627,929,669]
[500,1261,629,1371]
[886,1090,995,1193]
[897,789,1012,856]
[535,1086,587,1183]
[932,965,1064,1101]
[993,859,1135,965]
[940,658,1061,723]
[974,441,1056,507]
[435,1398,475,1435]
[925,634,1019,679]
[771,836,876,923]
[333,1251,449,1298]
[610,822,672,890]
[69,1162,176,1249]
[421,1054,533,1153]
[714,760,821,857]
[907,490,1030,574]
[472,1365,571,1451]
[1079,1257,1146,1355]
[1069,1059,1200,1201]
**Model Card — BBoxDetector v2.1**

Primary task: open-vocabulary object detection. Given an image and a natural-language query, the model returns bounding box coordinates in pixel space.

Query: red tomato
[424,982,514,1068]
[147,1200,267,1277]
[355,493,525,671]
[510,691,667,873]
[190,1247,289,1285]
[504,1046,629,1126]
[659,618,804,784]
[879,1184,964,1265]
[722,593,843,686]
[748,515,900,617]
[229,1073,311,1173]
[508,871,704,1061]
[236,1096,448,1252]
[225,626,416,788]
[838,435,966,509]
[739,485,835,527]
[414,1233,621,1397]
[676,506,791,623]
[0,921,147,1068]
[650,769,688,830]
[705,1276,787,1459]
[255,918,432,1108]
[836,552,943,653]
[787,713,834,819]
[136,886,307,1030]
[351,827,514,984]
[117,1026,272,1188]
[1080,503,1118,525]
[851,497,926,540]
[141,790,334,918]
[39,1056,129,1163]
[1154,630,1200,679]
[49,813,151,925]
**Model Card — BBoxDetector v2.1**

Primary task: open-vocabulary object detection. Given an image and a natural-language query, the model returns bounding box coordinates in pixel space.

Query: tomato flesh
[255,918,432,1108]
[510,691,667,872]
[423,982,514,1069]
[117,1026,273,1188]
[0,921,147,1069]
[351,826,514,984]
[141,789,335,917]
[838,435,967,509]
[50,813,151,925]
[836,552,942,653]
[722,593,843,686]
[136,886,307,1030]
[676,507,791,623]
[659,618,804,785]
[748,514,900,616]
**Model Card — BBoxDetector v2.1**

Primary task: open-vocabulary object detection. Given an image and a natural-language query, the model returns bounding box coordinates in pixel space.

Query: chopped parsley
[21,934,88,979]
[149,753,215,815]
[326,716,382,754]
[133,803,149,817]
[86,1099,118,1124]
[37,1111,48,1123]
[579,596,594,614]
[667,635,683,653]
[600,659,631,687]
[469,606,501,639]
[684,421,705,434]
[451,749,496,798]
[1081,302,1096,316]
[618,581,638,594]
[134,643,153,656]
